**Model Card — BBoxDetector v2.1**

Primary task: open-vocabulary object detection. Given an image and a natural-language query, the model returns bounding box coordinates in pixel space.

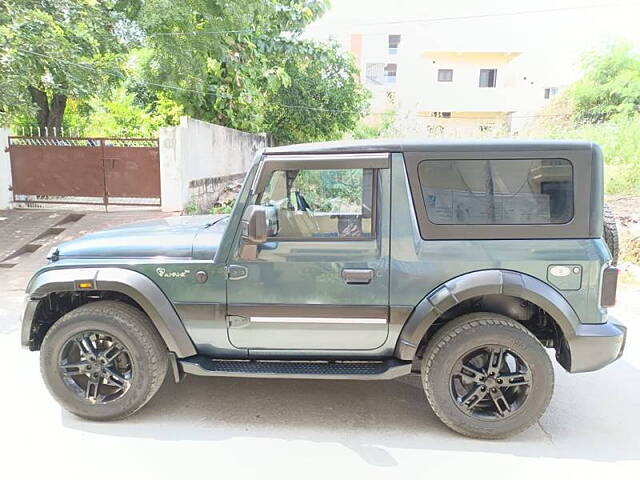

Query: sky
[306,0,640,84]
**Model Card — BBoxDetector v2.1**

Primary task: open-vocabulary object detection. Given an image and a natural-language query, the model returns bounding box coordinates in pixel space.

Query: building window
[384,63,397,84]
[388,34,401,55]
[433,112,451,118]
[544,87,559,99]
[437,69,453,82]
[479,125,493,133]
[365,63,384,85]
[479,69,497,88]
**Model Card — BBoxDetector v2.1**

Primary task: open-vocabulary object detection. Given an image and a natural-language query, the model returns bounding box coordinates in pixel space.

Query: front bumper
[567,316,626,373]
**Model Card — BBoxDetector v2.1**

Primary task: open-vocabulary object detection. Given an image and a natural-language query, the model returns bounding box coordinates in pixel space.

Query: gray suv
[22,139,626,438]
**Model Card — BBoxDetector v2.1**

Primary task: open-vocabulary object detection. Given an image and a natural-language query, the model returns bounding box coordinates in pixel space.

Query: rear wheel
[40,300,168,421]
[421,312,554,439]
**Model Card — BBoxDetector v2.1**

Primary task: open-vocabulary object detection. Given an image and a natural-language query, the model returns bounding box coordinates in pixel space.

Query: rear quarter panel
[390,152,610,326]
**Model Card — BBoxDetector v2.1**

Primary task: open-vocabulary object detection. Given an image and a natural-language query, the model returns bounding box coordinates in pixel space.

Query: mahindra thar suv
[21,139,626,439]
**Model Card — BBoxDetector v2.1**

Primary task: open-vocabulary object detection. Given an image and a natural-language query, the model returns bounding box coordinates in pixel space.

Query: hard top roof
[264,138,595,155]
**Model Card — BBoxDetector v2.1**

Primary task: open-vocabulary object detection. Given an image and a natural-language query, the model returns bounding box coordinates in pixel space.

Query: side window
[418,159,573,225]
[259,168,375,239]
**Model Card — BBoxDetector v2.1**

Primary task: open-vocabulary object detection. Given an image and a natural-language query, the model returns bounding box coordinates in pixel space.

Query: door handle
[341,268,374,285]
[226,265,248,281]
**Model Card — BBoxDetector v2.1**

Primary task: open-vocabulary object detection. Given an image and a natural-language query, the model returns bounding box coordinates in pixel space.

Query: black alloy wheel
[450,345,531,420]
[58,330,133,404]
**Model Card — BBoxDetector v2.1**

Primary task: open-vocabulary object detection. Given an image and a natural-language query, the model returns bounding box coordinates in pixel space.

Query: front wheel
[421,312,554,439]
[40,300,168,421]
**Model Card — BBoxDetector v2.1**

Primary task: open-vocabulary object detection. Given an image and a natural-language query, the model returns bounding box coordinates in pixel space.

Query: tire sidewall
[41,312,156,420]
[423,316,554,439]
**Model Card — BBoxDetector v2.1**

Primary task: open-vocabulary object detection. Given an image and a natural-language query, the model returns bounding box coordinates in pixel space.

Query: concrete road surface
[0,210,638,479]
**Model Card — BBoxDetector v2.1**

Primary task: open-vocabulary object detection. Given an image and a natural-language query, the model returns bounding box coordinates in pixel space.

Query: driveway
[0,210,638,479]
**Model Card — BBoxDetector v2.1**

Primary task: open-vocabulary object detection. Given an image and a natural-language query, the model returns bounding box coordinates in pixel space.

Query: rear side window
[418,159,573,225]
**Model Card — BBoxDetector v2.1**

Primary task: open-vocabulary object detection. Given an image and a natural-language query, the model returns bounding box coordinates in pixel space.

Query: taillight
[601,266,619,307]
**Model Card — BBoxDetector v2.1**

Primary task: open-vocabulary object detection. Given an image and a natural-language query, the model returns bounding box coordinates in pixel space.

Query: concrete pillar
[0,128,12,210]
[159,125,184,212]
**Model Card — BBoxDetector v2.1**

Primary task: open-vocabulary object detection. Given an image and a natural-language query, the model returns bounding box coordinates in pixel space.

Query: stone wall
[188,172,245,214]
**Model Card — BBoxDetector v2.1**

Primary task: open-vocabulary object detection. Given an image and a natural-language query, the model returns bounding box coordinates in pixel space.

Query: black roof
[264,138,595,155]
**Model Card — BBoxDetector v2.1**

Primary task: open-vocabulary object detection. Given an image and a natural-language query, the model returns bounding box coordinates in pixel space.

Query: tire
[603,203,619,265]
[40,300,168,421]
[421,312,554,439]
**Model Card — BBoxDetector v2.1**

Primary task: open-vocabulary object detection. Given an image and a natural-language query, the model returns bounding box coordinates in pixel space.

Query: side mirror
[242,205,268,244]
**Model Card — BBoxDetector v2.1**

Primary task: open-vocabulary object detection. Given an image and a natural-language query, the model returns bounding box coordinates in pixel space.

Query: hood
[53,214,229,260]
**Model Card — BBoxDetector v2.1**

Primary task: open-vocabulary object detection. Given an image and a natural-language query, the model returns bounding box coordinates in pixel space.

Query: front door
[226,153,391,352]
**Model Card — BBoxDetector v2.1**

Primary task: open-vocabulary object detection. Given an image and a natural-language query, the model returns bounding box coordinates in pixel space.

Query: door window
[258,168,375,239]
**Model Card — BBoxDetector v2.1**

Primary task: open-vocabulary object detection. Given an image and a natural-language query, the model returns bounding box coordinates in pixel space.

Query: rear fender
[395,270,581,368]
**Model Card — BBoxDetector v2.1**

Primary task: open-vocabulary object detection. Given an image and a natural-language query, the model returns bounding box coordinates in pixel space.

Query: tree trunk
[29,87,49,133]
[28,87,67,135]
[47,94,67,134]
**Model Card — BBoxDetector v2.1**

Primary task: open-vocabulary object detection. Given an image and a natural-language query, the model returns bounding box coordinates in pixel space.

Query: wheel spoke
[99,343,124,366]
[497,372,531,387]
[489,387,511,417]
[103,368,129,391]
[459,363,485,384]
[85,376,102,403]
[75,335,97,358]
[486,347,505,377]
[60,361,91,376]
[461,384,487,412]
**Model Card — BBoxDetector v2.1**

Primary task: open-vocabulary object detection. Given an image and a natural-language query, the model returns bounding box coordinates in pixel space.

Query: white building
[349,31,564,136]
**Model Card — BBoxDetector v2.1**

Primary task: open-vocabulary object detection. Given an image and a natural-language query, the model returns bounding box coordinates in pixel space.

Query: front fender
[394,269,598,372]
[24,267,197,358]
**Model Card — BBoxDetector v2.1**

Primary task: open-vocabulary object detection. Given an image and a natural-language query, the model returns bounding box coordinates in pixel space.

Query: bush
[527,114,640,195]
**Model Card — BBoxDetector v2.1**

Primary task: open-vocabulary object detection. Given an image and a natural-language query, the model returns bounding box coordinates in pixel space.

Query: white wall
[0,128,12,210]
[159,117,270,211]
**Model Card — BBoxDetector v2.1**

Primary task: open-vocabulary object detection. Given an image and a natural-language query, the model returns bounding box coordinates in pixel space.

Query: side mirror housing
[242,205,268,244]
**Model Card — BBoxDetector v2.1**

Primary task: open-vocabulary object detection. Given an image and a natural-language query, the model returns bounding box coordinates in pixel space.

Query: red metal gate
[7,137,160,208]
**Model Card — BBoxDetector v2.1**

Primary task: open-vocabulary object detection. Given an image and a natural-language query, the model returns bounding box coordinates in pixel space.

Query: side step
[180,357,412,380]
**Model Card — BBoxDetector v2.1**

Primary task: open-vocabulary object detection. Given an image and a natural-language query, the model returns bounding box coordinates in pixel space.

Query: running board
[180,357,412,380]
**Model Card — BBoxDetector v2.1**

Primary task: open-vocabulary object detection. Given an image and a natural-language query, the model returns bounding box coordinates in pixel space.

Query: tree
[571,42,640,123]
[1,0,369,142]
[0,0,137,131]
[262,40,369,144]
[135,0,368,143]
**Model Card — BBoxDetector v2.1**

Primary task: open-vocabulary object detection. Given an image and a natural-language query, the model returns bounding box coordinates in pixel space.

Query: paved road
[0,210,638,479]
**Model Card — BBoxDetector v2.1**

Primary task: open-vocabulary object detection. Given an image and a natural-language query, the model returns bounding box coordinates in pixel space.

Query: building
[349,32,563,136]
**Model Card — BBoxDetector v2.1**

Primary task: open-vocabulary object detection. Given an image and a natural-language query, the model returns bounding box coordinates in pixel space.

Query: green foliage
[136,0,367,143]
[527,114,640,195]
[83,88,182,137]
[347,111,398,139]
[572,43,640,123]
[262,40,369,144]
[526,42,640,195]
[183,200,199,216]
[0,0,136,129]
[209,199,235,215]
[2,0,368,142]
